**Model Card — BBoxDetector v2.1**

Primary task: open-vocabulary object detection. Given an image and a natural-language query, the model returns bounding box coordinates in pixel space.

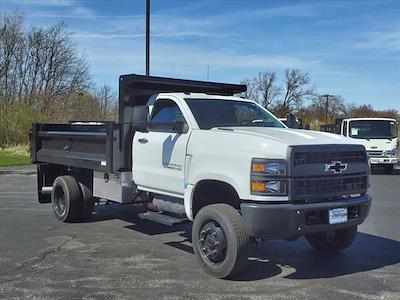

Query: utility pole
[325,95,328,125]
[146,0,150,76]
[321,94,332,125]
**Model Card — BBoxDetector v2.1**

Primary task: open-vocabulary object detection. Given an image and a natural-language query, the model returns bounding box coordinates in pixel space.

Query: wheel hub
[199,221,227,263]
[324,230,336,241]
[54,186,66,216]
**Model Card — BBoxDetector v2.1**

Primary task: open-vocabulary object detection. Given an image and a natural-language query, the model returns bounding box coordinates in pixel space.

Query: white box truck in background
[339,118,398,174]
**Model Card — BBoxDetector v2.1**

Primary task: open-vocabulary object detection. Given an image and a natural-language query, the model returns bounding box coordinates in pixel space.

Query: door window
[151,99,186,124]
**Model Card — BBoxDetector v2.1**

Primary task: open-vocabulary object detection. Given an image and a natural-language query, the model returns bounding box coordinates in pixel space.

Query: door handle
[138,138,148,144]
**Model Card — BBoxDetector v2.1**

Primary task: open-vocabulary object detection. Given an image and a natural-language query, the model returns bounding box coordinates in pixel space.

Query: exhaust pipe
[144,197,185,215]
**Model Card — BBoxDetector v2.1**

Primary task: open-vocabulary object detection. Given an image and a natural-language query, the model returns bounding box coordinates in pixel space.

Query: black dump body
[320,118,343,134]
[30,74,246,172]
[30,122,128,173]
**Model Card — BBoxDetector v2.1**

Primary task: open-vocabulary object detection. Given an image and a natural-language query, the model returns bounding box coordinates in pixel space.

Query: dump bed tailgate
[30,123,132,172]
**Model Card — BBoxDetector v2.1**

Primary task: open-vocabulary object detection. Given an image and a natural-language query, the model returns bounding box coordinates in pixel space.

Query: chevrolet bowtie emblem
[370,146,378,149]
[325,161,347,173]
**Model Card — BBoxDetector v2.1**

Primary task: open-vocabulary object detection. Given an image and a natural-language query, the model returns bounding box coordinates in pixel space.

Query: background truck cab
[340,118,398,174]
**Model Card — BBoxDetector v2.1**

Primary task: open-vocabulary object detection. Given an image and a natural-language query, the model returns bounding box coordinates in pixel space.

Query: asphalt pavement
[0,166,399,300]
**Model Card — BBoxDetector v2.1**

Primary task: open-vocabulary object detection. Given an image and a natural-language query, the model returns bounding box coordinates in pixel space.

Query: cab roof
[344,117,397,122]
[158,92,251,102]
[119,74,246,123]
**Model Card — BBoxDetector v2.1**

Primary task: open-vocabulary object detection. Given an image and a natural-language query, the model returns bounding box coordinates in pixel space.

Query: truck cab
[31,74,372,279]
[340,118,398,173]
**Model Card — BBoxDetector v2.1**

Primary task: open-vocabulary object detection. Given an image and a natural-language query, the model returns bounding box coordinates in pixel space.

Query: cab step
[138,211,188,226]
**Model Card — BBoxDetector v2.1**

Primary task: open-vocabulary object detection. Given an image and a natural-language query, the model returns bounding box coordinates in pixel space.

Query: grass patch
[0,145,30,167]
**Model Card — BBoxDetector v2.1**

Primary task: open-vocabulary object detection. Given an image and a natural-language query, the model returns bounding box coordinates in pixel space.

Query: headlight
[251,159,287,195]
[251,159,286,175]
[251,180,287,194]
[382,148,398,157]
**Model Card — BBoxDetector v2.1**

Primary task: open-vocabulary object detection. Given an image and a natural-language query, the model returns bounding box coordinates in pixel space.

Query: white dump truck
[31,75,372,278]
[339,118,398,174]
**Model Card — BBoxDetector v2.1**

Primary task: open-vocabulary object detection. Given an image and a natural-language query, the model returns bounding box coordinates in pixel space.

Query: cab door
[133,98,190,197]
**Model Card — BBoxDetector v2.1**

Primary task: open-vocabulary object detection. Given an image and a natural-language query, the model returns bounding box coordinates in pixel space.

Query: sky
[1,0,400,110]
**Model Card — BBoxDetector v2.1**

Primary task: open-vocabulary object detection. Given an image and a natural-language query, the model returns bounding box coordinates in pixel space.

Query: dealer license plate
[329,208,348,224]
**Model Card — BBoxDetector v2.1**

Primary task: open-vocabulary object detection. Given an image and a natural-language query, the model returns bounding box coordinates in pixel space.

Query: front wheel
[305,225,357,253]
[192,204,249,279]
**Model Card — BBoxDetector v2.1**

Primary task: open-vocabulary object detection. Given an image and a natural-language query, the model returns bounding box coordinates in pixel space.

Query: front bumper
[369,157,397,165]
[240,193,372,239]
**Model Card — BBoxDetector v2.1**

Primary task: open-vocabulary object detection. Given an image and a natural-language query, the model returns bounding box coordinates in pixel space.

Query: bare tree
[68,85,117,122]
[308,95,345,122]
[274,69,316,116]
[0,12,25,143]
[0,11,24,107]
[255,72,281,109]
[240,70,398,129]
[1,11,91,145]
[239,78,257,101]
[342,102,358,118]
[328,95,345,120]
[1,12,90,107]
[95,85,118,121]
[239,73,280,108]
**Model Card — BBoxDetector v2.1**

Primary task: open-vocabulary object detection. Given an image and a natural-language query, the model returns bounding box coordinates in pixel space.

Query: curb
[0,170,36,175]
[0,165,36,175]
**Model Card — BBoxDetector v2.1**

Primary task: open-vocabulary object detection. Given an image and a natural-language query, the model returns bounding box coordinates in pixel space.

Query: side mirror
[133,105,149,122]
[172,121,189,134]
[286,114,299,129]
[134,121,149,133]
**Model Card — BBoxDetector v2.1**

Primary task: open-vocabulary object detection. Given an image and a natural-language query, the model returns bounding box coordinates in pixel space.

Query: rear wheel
[192,204,249,279]
[52,176,82,222]
[305,225,357,253]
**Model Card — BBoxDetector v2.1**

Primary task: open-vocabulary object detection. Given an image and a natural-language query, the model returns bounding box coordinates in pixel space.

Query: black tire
[51,176,82,222]
[305,225,357,253]
[78,183,95,221]
[383,165,394,174]
[192,204,249,279]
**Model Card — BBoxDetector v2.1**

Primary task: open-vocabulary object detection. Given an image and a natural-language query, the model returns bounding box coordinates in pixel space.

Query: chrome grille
[367,150,383,157]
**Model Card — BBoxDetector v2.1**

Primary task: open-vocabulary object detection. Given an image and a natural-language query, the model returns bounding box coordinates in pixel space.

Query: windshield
[185,99,285,130]
[349,120,398,139]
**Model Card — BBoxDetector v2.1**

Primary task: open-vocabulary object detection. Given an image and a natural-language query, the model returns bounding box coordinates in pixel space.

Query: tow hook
[250,237,263,246]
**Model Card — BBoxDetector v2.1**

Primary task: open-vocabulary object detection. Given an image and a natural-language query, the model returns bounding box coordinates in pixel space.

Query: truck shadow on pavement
[164,229,400,282]
[237,232,400,281]
[371,166,400,175]
[93,203,400,281]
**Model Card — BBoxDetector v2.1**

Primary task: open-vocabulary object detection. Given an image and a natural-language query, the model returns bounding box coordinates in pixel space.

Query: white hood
[347,137,397,151]
[225,127,359,146]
